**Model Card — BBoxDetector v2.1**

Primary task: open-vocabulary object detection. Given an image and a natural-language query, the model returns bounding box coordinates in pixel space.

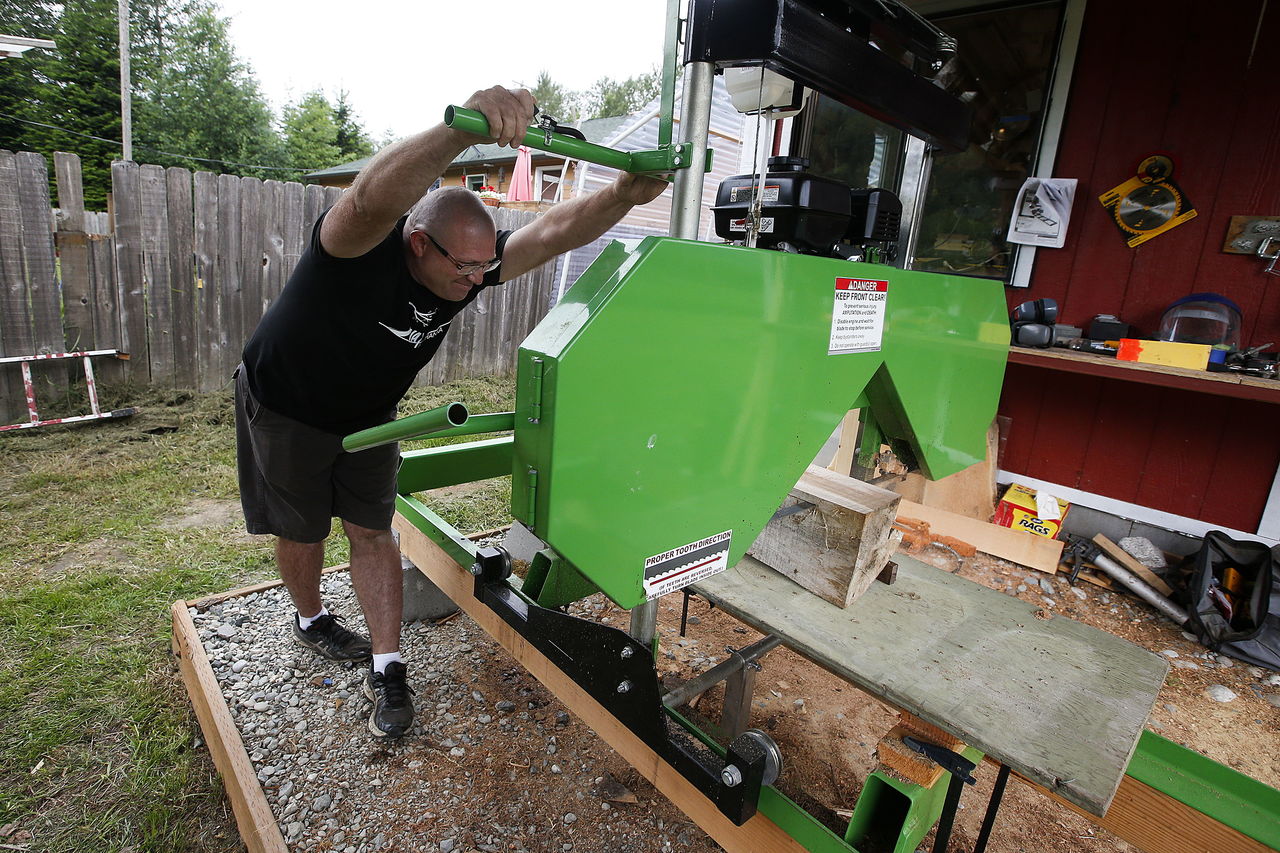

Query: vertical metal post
[669,60,714,240]
[118,0,132,162]
[658,0,681,149]
[720,657,758,738]
[20,361,37,423]
[896,136,933,268]
[83,356,102,416]
[629,599,658,648]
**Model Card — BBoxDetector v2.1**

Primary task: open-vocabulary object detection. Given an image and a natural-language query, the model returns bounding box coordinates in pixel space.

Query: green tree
[131,2,286,179]
[280,90,342,171]
[332,89,373,162]
[0,0,59,150]
[577,68,663,119]
[528,70,576,122]
[17,0,124,207]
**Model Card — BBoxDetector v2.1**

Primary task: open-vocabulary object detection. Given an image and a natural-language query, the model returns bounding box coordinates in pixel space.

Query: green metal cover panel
[512,237,1007,609]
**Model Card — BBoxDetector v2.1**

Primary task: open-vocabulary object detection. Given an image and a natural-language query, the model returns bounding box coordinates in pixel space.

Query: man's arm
[499,172,668,281]
[320,86,536,259]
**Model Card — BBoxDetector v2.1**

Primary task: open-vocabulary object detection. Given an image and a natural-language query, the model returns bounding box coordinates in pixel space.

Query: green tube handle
[444,105,638,172]
[343,402,469,452]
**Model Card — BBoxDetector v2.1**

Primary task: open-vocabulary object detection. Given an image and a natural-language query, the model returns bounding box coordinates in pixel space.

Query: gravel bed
[189,571,719,853]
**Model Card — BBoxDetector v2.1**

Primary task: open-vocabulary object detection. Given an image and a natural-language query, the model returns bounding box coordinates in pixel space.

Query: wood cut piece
[898,498,1063,573]
[748,464,901,608]
[878,724,950,787]
[881,421,1000,521]
[1093,534,1174,597]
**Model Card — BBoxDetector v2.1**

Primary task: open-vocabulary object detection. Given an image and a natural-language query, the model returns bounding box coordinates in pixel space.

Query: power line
[0,111,323,174]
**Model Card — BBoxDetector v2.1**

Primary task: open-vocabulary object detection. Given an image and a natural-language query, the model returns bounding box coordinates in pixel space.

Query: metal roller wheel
[737,728,783,786]
[471,545,513,582]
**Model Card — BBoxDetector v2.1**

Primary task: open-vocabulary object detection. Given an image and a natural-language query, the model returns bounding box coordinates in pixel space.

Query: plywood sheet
[694,554,1167,817]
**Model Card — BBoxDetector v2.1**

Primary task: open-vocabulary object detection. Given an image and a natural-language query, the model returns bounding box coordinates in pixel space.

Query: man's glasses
[420,231,500,276]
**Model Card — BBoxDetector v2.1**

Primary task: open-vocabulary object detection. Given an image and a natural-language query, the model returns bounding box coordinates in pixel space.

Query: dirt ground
[171,500,1279,852]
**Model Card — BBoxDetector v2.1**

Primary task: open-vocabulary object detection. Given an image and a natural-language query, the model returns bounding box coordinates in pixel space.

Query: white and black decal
[642,530,732,600]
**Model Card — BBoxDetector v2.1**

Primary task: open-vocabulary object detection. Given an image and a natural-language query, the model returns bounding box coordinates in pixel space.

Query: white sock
[372,652,403,674]
[297,606,329,631]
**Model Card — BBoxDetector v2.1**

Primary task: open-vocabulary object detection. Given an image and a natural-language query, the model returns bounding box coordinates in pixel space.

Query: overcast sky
[214,0,671,143]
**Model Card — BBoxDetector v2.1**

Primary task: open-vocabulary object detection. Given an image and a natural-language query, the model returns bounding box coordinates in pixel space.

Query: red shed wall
[999,0,1280,531]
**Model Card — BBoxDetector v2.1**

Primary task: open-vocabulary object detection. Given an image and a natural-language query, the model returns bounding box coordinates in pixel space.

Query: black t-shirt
[242,209,511,435]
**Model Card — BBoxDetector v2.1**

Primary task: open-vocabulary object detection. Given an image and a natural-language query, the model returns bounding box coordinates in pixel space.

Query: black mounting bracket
[470,546,769,825]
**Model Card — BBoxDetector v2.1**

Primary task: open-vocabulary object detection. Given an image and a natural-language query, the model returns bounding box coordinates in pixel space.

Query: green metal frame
[510,236,1008,610]
[396,437,514,494]
[1129,730,1280,850]
[844,747,984,853]
[344,401,469,451]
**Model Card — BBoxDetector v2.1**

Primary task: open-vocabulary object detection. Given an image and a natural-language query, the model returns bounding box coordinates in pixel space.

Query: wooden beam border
[171,599,287,853]
[1018,769,1275,853]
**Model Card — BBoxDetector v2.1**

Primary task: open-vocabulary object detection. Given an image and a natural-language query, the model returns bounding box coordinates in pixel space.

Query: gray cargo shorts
[234,365,399,543]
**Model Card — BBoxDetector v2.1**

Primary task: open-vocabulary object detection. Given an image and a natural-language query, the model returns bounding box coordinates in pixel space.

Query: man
[235,86,666,737]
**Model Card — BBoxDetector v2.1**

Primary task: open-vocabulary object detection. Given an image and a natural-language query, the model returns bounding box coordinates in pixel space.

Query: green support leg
[845,747,984,853]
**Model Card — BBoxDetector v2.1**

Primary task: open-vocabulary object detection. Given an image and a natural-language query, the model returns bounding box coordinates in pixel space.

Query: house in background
[305,77,747,299]
[303,114,632,203]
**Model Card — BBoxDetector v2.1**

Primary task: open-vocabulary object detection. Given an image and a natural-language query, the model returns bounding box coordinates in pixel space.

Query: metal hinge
[526,467,538,528]
[528,357,544,424]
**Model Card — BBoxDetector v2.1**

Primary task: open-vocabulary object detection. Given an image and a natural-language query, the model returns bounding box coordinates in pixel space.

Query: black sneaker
[292,613,372,662]
[363,661,415,738]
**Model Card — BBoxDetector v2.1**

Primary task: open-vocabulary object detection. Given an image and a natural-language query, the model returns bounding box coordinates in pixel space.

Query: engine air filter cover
[713,157,851,252]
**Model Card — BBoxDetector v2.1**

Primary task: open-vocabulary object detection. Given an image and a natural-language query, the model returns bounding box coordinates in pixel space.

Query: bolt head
[616,680,632,694]
[620,646,634,659]
[721,765,742,787]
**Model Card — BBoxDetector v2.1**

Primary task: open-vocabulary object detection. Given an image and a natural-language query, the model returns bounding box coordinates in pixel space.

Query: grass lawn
[0,376,515,852]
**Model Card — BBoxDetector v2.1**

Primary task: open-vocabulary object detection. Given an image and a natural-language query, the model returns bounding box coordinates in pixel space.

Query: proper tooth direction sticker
[829,277,888,355]
[642,530,732,600]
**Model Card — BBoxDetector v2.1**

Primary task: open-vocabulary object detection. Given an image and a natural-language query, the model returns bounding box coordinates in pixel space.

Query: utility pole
[118,0,132,162]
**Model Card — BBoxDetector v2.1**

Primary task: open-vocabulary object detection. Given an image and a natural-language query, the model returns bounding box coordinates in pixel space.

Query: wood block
[1076,568,1117,590]
[898,712,964,751]
[171,601,287,853]
[1093,534,1174,597]
[748,465,901,608]
[878,723,947,787]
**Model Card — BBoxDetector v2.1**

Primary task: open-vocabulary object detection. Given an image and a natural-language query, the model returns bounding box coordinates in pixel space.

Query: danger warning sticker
[642,530,732,600]
[829,277,888,355]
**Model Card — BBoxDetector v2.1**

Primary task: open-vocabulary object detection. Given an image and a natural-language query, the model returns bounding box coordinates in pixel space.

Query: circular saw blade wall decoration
[1097,155,1196,247]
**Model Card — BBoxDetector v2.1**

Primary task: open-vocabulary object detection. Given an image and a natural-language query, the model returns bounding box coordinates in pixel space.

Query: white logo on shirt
[380,302,450,348]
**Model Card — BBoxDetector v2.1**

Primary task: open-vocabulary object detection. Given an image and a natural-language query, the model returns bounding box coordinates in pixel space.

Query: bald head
[403,186,493,243]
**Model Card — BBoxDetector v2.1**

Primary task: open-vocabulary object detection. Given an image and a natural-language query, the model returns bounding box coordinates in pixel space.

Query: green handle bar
[343,402,469,452]
[443,106,698,175]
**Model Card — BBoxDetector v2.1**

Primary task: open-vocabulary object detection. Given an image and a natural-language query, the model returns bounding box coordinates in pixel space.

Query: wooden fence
[0,151,556,425]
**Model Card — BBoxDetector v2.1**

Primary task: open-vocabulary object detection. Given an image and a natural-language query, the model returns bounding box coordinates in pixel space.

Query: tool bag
[1182,530,1280,671]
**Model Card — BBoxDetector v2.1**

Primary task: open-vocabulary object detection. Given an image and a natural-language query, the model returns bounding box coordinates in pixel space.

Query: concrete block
[401,555,459,622]
[502,521,546,563]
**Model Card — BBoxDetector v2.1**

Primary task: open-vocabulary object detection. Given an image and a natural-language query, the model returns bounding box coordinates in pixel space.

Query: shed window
[536,166,564,202]
[803,0,1081,286]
